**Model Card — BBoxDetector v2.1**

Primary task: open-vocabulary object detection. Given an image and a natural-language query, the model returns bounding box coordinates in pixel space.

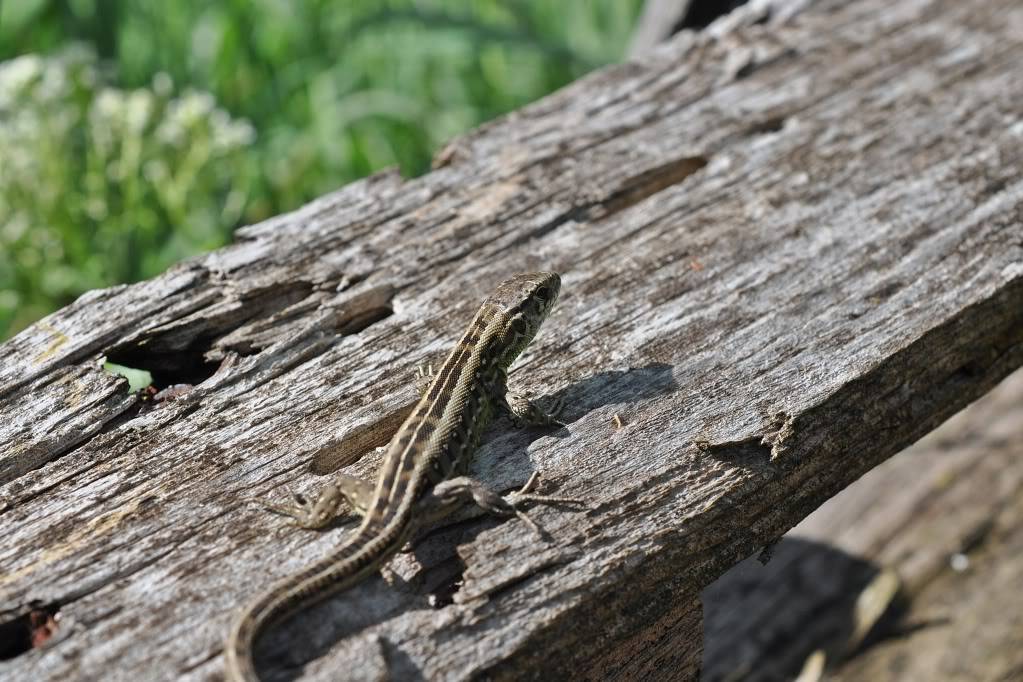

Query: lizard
[225,271,578,681]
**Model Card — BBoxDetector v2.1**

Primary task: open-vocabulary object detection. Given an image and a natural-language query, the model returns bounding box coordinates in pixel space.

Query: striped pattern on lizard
[225,271,577,681]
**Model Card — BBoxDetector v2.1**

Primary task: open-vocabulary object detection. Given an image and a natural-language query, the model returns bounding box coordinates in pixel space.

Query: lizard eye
[536,286,551,301]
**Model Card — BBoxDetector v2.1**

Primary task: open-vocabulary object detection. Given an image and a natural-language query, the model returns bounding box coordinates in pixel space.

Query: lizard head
[486,271,561,367]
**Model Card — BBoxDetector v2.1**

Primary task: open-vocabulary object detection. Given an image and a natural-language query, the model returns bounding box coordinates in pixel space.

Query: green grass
[0,0,642,338]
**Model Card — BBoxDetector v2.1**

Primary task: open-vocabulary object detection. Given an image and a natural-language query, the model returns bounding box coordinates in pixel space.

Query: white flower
[85,197,108,221]
[179,90,216,124]
[152,72,173,98]
[212,117,256,152]
[1,212,30,242]
[0,54,43,109]
[37,60,70,103]
[125,89,154,133]
[90,88,125,154]
[93,87,125,121]
[0,289,21,311]
[143,159,169,182]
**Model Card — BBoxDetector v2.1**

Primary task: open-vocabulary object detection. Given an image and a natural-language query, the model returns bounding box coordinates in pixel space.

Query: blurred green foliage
[0,0,642,338]
[0,47,255,334]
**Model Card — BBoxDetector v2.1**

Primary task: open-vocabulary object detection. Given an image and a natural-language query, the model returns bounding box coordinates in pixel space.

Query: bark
[703,368,1023,681]
[1,0,1022,679]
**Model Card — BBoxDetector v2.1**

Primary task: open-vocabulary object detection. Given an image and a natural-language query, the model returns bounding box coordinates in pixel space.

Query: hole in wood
[102,362,154,393]
[602,156,710,217]
[334,302,393,337]
[104,342,220,390]
[747,115,788,136]
[308,401,414,475]
[102,279,330,389]
[679,0,750,30]
[0,603,60,660]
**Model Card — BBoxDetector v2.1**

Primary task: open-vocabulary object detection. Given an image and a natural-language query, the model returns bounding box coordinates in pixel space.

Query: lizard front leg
[501,391,565,427]
[491,367,565,427]
[423,473,583,537]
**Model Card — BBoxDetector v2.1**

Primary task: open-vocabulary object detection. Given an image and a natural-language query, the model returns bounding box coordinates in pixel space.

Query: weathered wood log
[702,368,1023,681]
[2,0,1022,679]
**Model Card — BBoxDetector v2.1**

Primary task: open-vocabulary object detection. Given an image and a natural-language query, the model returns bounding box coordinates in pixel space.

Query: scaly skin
[226,272,573,681]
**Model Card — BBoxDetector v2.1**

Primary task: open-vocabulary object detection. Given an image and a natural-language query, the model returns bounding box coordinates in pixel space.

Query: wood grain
[2,0,1022,679]
[703,368,1023,681]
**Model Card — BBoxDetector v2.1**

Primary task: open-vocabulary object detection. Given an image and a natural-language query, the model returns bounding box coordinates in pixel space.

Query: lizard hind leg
[415,364,435,399]
[255,472,376,530]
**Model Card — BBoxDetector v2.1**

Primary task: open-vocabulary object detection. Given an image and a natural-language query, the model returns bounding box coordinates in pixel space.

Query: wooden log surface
[702,367,1023,681]
[2,0,1023,679]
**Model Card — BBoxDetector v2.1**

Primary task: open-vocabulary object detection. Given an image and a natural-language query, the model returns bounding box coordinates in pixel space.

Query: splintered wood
[1,0,1021,679]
